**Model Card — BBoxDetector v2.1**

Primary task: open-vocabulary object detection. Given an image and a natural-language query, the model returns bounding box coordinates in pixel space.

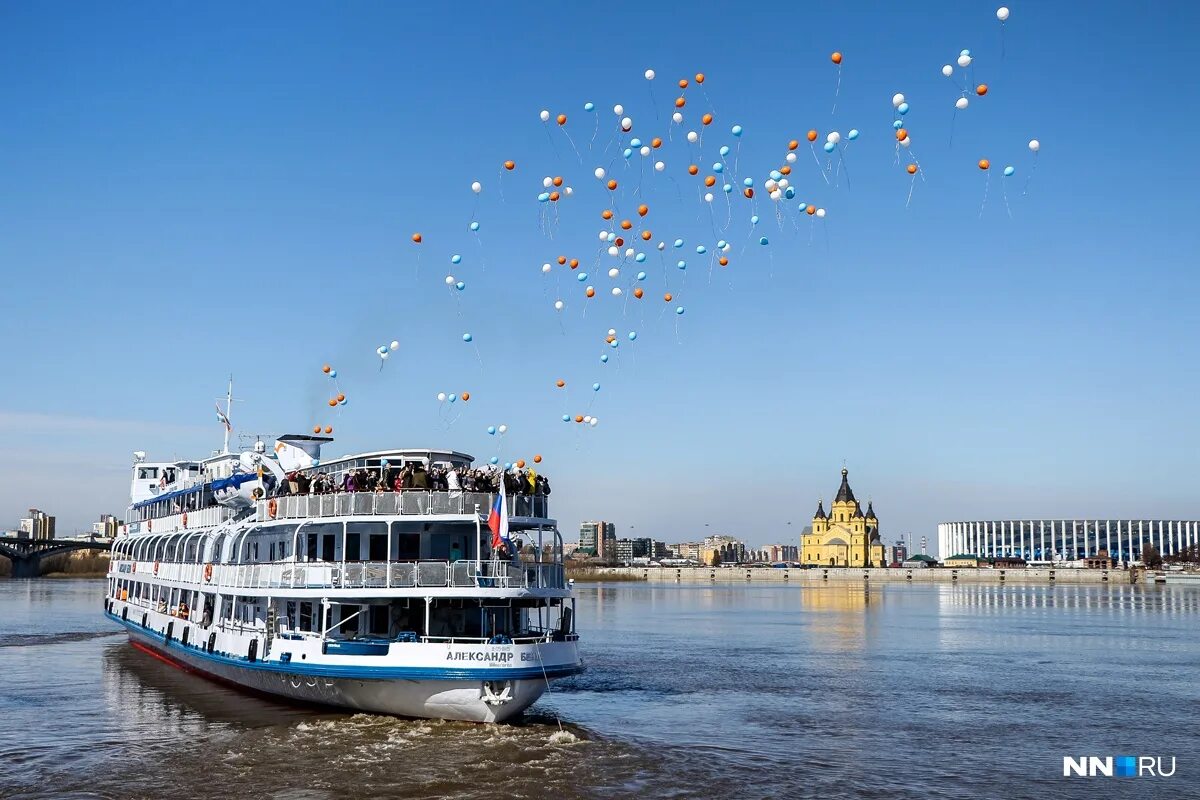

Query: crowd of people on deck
[278,463,550,498]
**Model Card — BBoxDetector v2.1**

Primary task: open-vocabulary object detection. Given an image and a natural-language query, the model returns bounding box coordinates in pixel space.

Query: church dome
[835,468,856,503]
[813,500,827,520]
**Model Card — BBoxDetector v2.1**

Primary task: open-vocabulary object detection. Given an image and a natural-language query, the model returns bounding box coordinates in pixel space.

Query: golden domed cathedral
[802,468,886,567]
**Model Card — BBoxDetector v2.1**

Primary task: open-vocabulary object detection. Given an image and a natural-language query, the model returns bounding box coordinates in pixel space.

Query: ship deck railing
[257,491,548,522]
[114,557,566,591]
[214,620,580,646]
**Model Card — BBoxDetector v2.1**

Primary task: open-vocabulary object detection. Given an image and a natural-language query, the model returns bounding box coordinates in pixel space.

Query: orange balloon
[976,84,988,96]
[313,425,321,433]
[678,79,688,89]
[504,160,515,170]
[574,415,584,423]
[606,335,616,344]
[664,292,673,302]
[688,164,699,175]
[788,139,799,151]
[806,205,816,215]
[322,364,331,374]
[552,176,563,187]
[533,455,542,464]
[549,191,560,201]
[780,165,791,175]
[556,114,567,125]
[831,52,843,65]
[718,256,729,267]
[695,73,705,83]
[336,393,345,402]
[651,137,662,148]
[601,209,613,220]
[557,255,567,265]
[675,97,686,108]
[637,204,648,216]
[411,233,422,243]
[640,230,652,241]
[633,287,644,298]
[614,237,624,247]
[569,258,579,269]
[607,179,618,190]
[701,113,713,125]
[620,219,632,230]
[556,379,565,388]
[704,176,716,187]
[460,392,470,401]
[896,128,908,141]
[907,164,918,175]
[978,159,990,170]
[328,398,338,407]
[516,459,525,468]
[807,130,818,142]
[586,287,595,298]
[743,187,754,198]
[323,426,332,434]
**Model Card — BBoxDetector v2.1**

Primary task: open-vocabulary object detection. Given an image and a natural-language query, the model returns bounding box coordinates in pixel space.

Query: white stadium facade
[937,519,1199,564]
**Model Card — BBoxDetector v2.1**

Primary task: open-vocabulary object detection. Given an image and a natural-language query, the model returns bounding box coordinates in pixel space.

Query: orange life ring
[182,511,188,528]
[147,518,152,532]
[153,560,160,575]
[131,562,136,573]
[267,498,278,519]
[204,563,213,582]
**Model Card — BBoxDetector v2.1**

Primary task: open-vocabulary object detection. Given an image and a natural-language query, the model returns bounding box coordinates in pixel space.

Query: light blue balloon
[848,129,860,140]
[455,281,465,291]
[600,354,608,363]
[577,272,588,281]
[731,125,743,136]
[623,148,633,159]
[609,339,619,348]
[630,138,642,147]
[673,238,684,248]
[635,253,647,263]
[713,162,724,173]
[381,459,389,465]
[378,345,387,354]
[584,101,595,111]
[784,187,796,199]
[723,184,733,193]
[798,203,808,212]
[751,215,760,225]
[1003,166,1015,177]
[538,192,550,202]
[675,306,685,315]
[893,120,903,130]
[451,254,461,264]
[487,426,496,435]
[490,456,500,464]
[504,462,511,470]
[448,393,457,403]
[607,232,617,242]
[628,331,637,341]
[592,382,601,391]
[329,370,337,378]
[823,141,836,153]
[743,177,754,187]
[677,260,686,269]
[636,270,647,280]
[759,236,769,245]
[562,415,570,422]
[719,145,731,157]
[469,221,480,232]
[312,459,320,466]
[960,49,970,56]
[696,245,707,254]
[339,398,347,406]
[462,333,472,342]
[769,170,782,181]
[717,240,727,248]
[897,103,909,115]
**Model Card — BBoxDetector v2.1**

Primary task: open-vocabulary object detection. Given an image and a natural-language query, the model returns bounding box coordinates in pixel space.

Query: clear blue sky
[2,2,1197,550]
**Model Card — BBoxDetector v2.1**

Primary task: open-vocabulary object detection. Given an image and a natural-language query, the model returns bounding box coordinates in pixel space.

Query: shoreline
[576,566,1149,585]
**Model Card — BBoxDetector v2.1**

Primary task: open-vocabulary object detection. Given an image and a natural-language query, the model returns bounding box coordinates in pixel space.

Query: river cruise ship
[104,431,582,723]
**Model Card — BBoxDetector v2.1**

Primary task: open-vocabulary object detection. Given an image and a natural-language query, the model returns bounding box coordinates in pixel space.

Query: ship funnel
[273,434,332,471]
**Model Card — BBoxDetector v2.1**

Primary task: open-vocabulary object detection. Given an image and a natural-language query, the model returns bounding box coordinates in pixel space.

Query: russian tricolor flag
[488,478,509,549]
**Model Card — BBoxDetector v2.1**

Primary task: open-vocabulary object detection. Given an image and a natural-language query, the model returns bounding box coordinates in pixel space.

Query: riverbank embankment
[580,566,1138,585]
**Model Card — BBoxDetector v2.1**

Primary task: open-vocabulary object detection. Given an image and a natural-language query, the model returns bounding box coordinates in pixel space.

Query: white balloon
[594,167,606,179]
[956,97,969,110]
[785,152,797,163]
[608,268,619,278]
[445,275,455,285]
[497,424,508,434]
[554,300,564,311]
[900,136,911,148]
[778,178,789,189]
[607,246,619,256]
[827,131,841,145]
[437,392,447,402]
[764,179,778,192]
[996,6,1009,21]
[390,340,399,351]
[816,208,826,218]
[769,189,782,201]
[654,160,665,171]
[564,186,574,196]
[621,117,633,130]
[380,351,389,360]
[640,146,650,156]
[1028,139,1040,152]
[543,176,553,188]
[589,418,598,427]
[624,248,634,258]
[657,242,666,251]
[540,109,550,122]
[613,104,624,116]
[958,54,972,68]
[942,64,953,77]
[608,328,617,336]
[542,263,552,273]
[470,181,481,194]
[672,111,683,124]
[892,93,905,107]
[583,415,592,424]
[687,131,698,143]
[704,192,714,202]
[612,287,622,296]
[597,230,609,241]
[644,69,656,80]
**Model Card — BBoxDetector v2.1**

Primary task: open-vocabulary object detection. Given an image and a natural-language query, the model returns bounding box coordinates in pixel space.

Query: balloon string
[810,144,829,184]
[1022,152,1039,197]
[589,116,599,150]
[542,123,560,159]
[906,175,917,209]
[648,83,659,121]
[831,66,842,115]
[978,172,991,218]
[949,109,957,148]
[561,128,582,164]
[1002,177,1013,219]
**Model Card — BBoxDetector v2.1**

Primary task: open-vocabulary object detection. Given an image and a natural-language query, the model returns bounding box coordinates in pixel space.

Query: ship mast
[223,377,233,454]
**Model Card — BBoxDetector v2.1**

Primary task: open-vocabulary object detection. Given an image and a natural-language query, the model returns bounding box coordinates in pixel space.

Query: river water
[1,578,1197,799]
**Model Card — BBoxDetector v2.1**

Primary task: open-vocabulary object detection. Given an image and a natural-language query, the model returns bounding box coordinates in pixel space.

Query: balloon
[996,6,1010,21]
[672,112,683,124]
[589,418,598,428]
[956,97,969,110]
[540,110,550,122]
[807,130,818,142]
[594,167,606,179]
[674,97,685,108]
[898,102,909,115]
[592,383,601,391]
[823,141,836,153]
[978,159,990,170]
[644,68,655,80]
[613,104,624,115]
[324,426,332,434]
[377,346,387,354]
[831,51,843,65]
[471,181,482,193]
[451,254,461,264]
[623,148,633,159]
[533,455,542,464]
[976,84,988,96]
[687,131,698,143]
[463,333,473,342]
[537,192,550,202]
[469,221,480,232]
[675,306,685,315]
[411,233,422,243]
[313,425,321,434]
[628,331,637,341]
[390,341,399,350]
[607,179,618,190]
[504,160,515,170]
[490,456,500,464]
[498,424,507,434]
[731,124,743,136]
[695,73,705,83]
[696,245,707,254]
[447,393,456,403]
[654,160,665,171]
[437,392,447,402]
[456,282,465,291]
[635,252,647,262]
[322,364,331,374]
[958,54,972,68]
[719,145,730,157]
[942,64,953,77]
[892,93,905,107]
[900,137,911,148]
[554,300,564,310]
[895,129,908,141]
[678,260,687,269]
[1028,139,1040,152]
[701,113,713,126]
[848,129,859,140]
[743,177,754,187]
[487,426,496,435]
[751,214,760,224]
[329,370,336,378]
[907,164,918,175]
[816,208,826,218]
[1003,166,1015,176]
[664,292,673,302]
[621,117,633,131]
[585,287,595,298]
[713,162,724,173]
[786,152,797,163]
[556,114,567,125]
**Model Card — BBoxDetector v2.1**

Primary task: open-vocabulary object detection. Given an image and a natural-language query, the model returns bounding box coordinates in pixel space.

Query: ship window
[299,602,313,632]
[138,467,159,480]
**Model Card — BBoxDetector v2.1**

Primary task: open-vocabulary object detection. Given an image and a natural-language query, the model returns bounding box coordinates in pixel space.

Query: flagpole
[223,376,233,455]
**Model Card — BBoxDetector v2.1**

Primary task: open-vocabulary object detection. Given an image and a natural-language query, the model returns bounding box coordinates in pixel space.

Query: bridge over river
[0,536,112,578]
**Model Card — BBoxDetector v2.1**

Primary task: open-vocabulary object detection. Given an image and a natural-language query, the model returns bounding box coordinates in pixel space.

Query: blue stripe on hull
[105,611,584,681]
